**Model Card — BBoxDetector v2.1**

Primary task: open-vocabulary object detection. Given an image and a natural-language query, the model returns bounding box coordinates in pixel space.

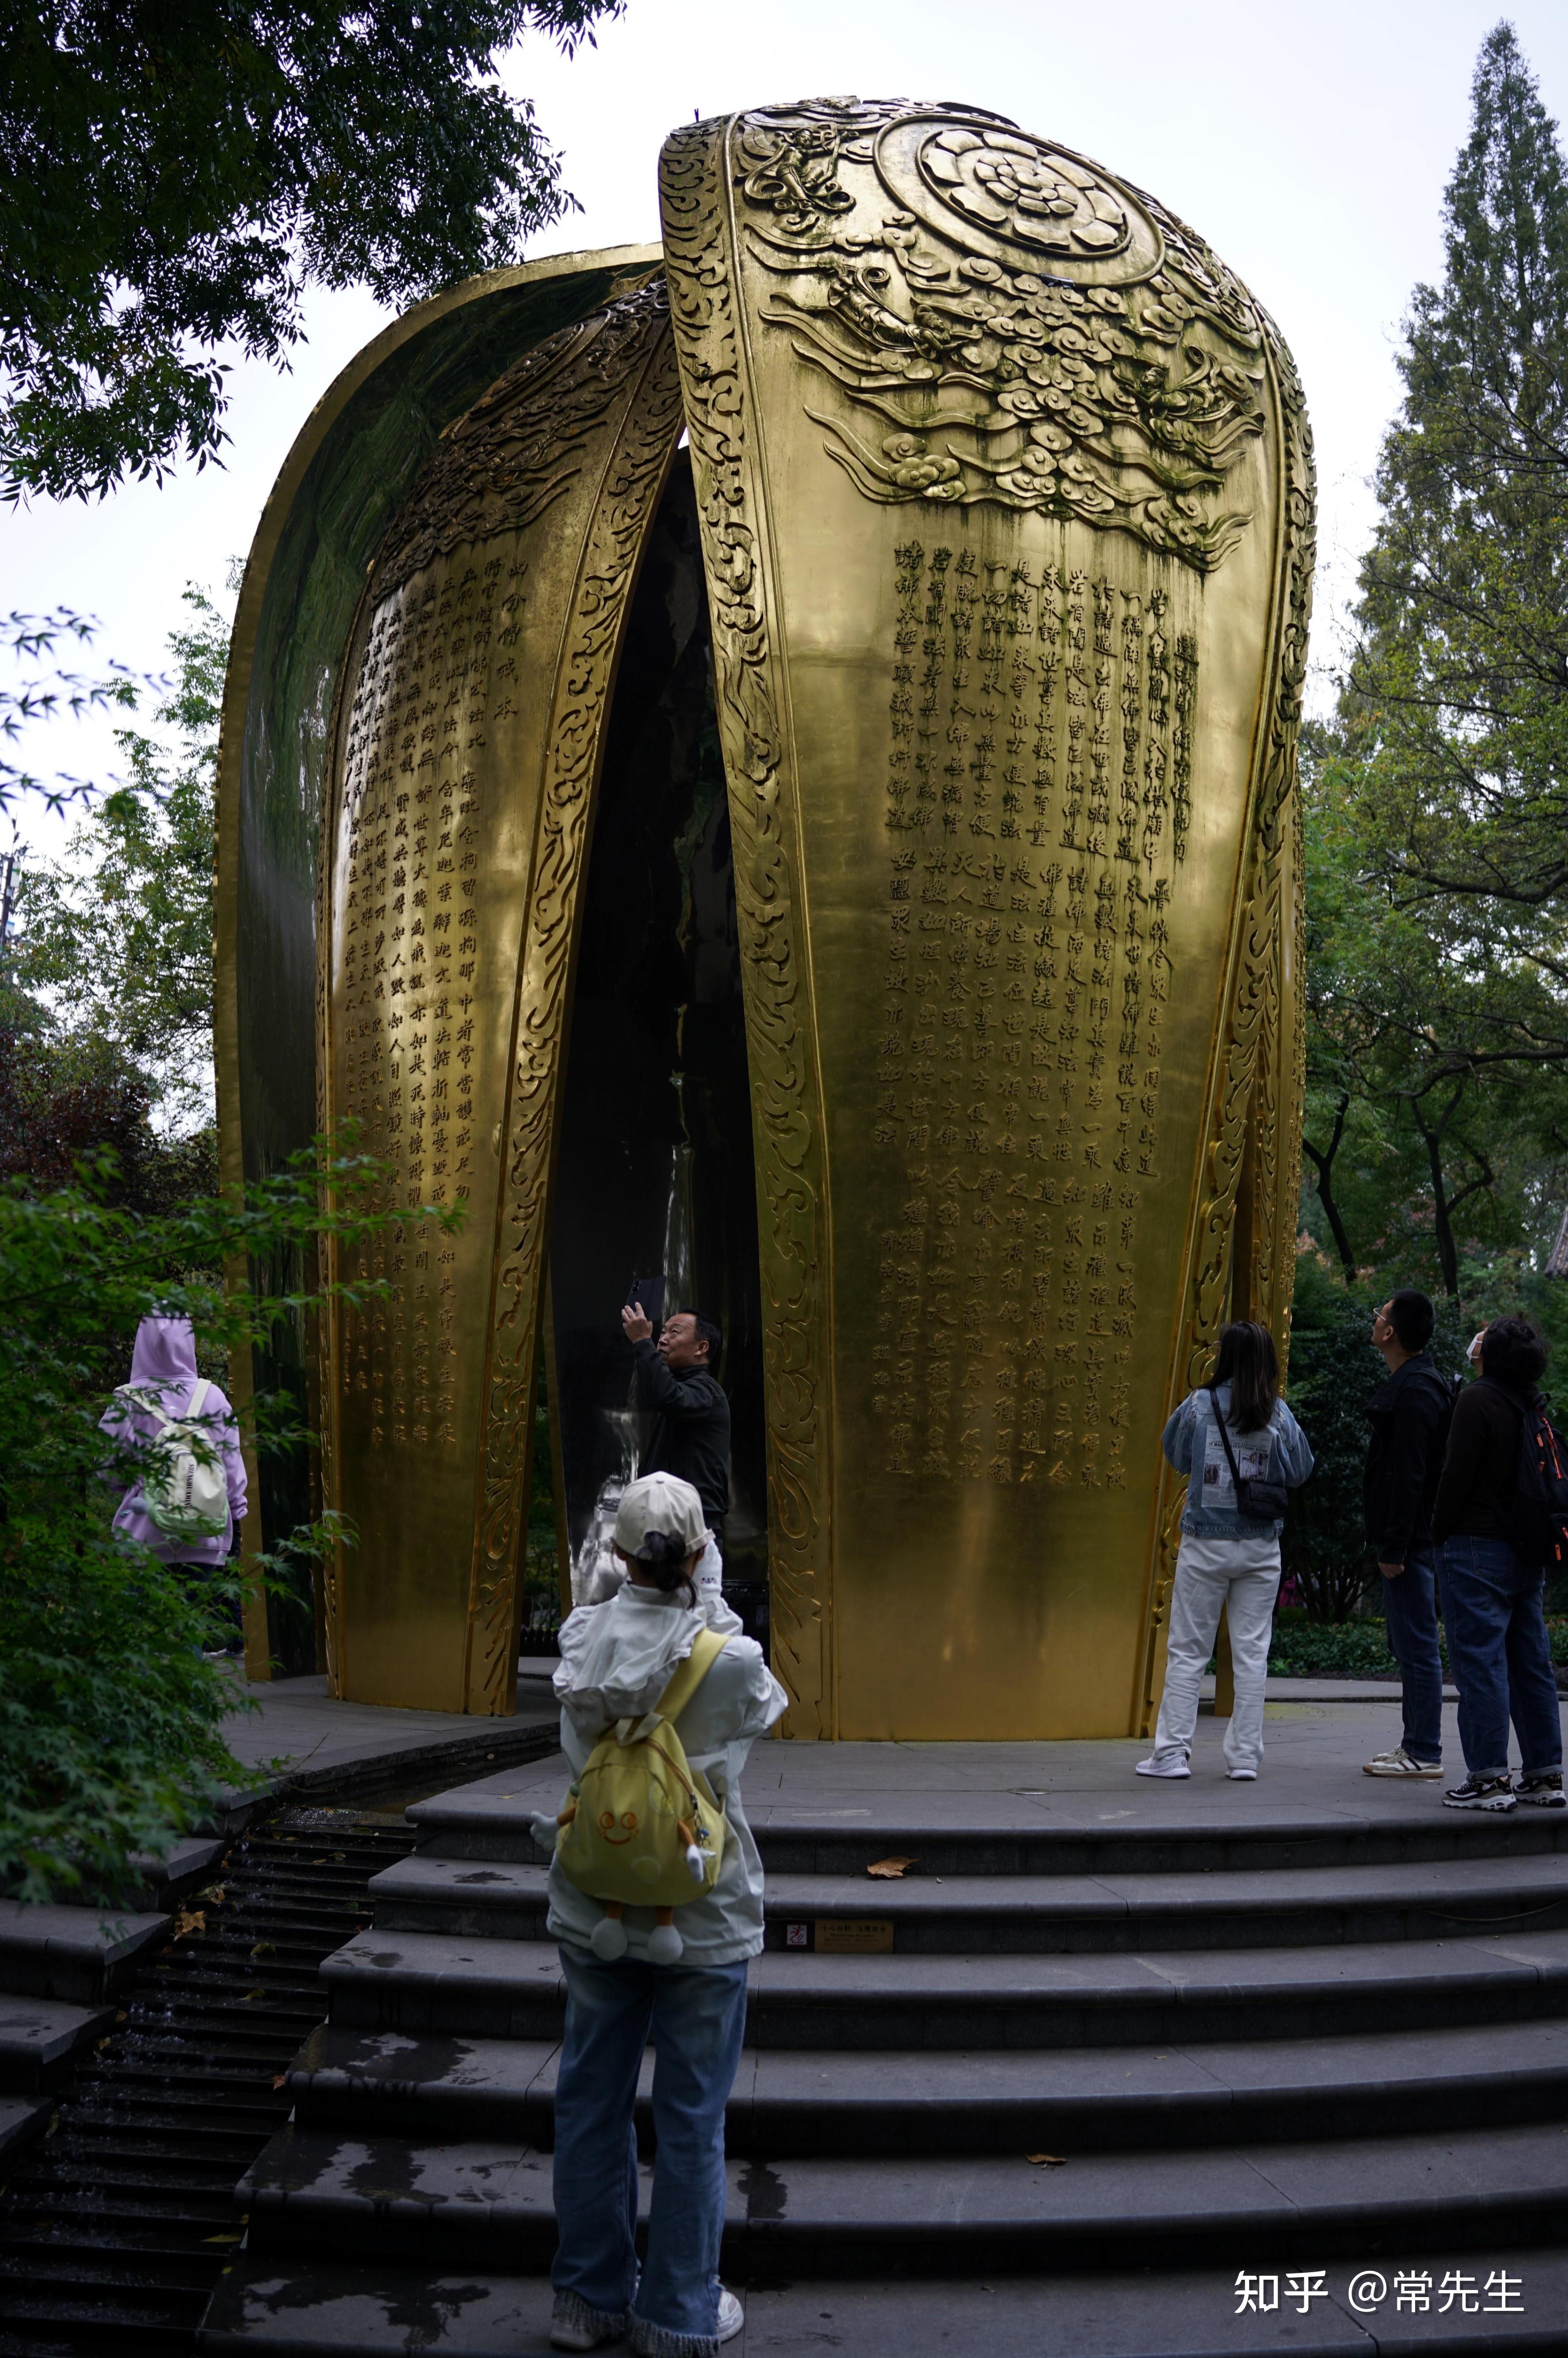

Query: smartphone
[626,1276,665,1326]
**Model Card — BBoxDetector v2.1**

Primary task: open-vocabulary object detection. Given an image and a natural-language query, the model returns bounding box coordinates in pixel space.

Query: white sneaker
[550,2294,625,2351]
[1363,1747,1443,1778]
[628,2296,741,2354]
[717,2287,744,2345]
[1135,1754,1190,1779]
[1226,1767,1258,1781]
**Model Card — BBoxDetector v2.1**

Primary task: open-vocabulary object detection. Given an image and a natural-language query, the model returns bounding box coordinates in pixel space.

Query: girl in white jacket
[1140,1321,1314,1784]
[544,1472,786,2358]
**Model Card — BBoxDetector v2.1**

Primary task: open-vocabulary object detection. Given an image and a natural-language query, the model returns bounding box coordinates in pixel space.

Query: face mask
[1467,1331,1485,1367]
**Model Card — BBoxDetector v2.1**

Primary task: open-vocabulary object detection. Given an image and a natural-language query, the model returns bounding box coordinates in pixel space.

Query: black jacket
[1363,1351,1453,1565]
[632,1340,731,1526]
[1431,1377,1529,1547]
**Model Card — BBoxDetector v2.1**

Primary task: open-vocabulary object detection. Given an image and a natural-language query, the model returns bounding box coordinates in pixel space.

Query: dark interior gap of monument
[546,448,770,1648]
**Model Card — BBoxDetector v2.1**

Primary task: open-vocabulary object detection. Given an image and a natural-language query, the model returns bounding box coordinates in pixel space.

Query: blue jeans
[552,1941,748,2352]
[1439,1536,1563,1780]
[1380,1544,1444,1764]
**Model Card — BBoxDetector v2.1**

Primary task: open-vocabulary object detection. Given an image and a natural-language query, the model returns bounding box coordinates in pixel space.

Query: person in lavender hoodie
[99,1317,248,1646]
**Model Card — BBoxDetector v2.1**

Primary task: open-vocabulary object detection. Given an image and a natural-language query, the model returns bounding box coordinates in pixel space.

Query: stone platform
[200,1698,1568,2356]
[221,1671,560,1807]
[0,1675,561,2180]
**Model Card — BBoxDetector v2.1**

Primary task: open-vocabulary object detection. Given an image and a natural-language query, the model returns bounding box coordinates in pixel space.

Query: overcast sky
[9,0,1567,838]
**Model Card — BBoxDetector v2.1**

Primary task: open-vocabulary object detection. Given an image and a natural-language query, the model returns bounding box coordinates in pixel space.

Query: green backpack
[553,1629,731,1960]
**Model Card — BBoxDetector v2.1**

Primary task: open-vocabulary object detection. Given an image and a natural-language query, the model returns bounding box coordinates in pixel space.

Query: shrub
[0,1138,457,1902]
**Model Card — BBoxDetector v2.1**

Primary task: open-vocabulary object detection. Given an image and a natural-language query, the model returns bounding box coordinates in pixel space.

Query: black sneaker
[1443,1772,1516,1813]
[1515,1771,1568,1810]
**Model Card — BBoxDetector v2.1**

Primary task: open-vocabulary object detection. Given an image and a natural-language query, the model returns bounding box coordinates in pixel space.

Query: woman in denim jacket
[1139,1321,1314,1782]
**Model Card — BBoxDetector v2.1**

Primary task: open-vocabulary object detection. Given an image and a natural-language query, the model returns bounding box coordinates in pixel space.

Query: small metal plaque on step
[814,1919,894,1954]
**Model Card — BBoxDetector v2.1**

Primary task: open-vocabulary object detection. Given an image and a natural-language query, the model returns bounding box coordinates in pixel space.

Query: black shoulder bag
[1208,1387,1289,1522]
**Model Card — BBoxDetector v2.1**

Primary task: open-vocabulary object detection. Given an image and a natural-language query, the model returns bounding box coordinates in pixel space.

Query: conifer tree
[1302,24,1568,1288]
[1350,22,1568,951]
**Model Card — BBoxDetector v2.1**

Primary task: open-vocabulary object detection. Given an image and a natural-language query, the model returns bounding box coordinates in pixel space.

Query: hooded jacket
[98,1318,247,1565]
[1161,1382,1314,1539]
[545,1580,787,1965]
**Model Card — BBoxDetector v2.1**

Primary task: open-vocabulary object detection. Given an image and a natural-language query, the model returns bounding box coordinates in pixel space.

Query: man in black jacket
[620,1300,730,1604]
[1362,1290,1453,1779]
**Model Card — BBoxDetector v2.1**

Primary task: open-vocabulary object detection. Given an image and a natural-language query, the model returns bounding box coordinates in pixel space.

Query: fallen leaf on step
[172,1909,206,1939]
[1026,2153,1067,2167]
[273,2075,288,2090]
[866,1856,916,1879]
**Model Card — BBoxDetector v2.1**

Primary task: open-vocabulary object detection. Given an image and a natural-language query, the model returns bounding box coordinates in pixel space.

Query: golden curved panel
[314,282,684,1711]
[214,245,663,1687]
[660,102,1314,1739]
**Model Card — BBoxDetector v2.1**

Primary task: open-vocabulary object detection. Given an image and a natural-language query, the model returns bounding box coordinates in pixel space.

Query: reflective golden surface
[214,247,664,1692]
[660,102,1312,1736]
[222,107,1310,1733]
[315,285,681,1711]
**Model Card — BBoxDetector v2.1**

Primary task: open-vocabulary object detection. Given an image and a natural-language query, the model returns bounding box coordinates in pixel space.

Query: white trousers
[1152,1534,1282,1775]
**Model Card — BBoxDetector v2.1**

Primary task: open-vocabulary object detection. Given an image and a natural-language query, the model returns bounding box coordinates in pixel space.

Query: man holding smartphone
[620,1296,730,1605]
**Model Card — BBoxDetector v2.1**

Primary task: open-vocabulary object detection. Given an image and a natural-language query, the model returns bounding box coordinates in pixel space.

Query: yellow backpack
[551,1629,730,1961]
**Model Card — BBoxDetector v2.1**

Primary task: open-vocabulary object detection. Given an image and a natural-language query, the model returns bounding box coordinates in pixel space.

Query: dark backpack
[1481,1380,1568,1569]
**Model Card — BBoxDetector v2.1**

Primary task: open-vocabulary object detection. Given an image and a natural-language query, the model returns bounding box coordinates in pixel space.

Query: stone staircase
[198,1760,1568,2355]
[0,1840,224,2171]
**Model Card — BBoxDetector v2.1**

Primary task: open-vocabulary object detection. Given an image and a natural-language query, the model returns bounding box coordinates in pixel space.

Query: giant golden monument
[217,101,1313,1739]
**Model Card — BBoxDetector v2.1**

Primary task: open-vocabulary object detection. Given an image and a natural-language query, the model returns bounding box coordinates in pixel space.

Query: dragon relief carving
[372,280,667,600]
[733,103,1268,575]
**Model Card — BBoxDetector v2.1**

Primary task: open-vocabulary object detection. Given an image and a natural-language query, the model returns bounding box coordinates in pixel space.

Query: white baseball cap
[614,1472,706,1559]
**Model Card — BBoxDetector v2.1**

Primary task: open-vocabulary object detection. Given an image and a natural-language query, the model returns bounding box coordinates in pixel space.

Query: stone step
[133,1834,227,1910]
[0,1993,117,2095]
[407,1780,1568,1877]
[237,2115,1568,2276]
[320,1925,1568,2050]
[0,2095,50,2166]
[369,1849,1568,1953]
[0,1898,171,2006]
[285,2013,1568,2156]
[198,2248,1568,2355]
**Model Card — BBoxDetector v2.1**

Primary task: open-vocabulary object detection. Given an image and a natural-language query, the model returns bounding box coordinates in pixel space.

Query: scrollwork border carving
[464,286,687,1713]
[660,115,836,1738]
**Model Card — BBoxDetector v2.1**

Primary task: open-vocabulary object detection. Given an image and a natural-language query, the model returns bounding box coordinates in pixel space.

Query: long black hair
[629,1528,699,1607]
[1211,1320,1280,1435]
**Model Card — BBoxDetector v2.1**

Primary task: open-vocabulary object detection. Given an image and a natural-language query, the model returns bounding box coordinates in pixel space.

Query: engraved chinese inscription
[333,554,523,1452]
[870,539,1190,1487]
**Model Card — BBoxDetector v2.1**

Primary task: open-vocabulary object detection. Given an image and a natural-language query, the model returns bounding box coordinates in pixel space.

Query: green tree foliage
[0,608,140,812]
[1349,20,1568,959]
[1301,24,1568,1303]
[1300,725,1568,1295]
[13,588,229,1123]
[0,1135,457,1901]
[0,0,623,502]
